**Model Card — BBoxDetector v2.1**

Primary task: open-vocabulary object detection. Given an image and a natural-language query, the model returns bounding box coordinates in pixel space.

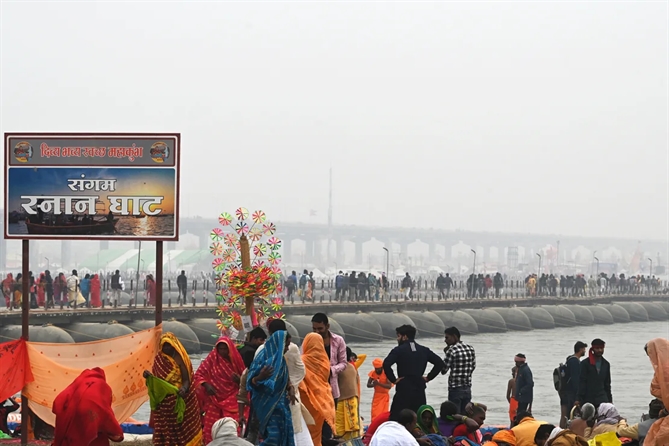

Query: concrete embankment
[0,295,666,352]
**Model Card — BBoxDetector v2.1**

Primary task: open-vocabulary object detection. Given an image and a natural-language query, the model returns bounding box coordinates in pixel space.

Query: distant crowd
[519,273,666,298]
[2,267,666,311]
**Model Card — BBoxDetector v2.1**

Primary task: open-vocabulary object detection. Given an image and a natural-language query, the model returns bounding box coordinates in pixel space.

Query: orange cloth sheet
[23,325,161,427]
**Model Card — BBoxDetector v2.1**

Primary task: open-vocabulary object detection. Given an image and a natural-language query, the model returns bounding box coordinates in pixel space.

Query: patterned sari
[300,333,336,445]
[150,333,203,446]
[247,330,295,446]
[193,336,246,444]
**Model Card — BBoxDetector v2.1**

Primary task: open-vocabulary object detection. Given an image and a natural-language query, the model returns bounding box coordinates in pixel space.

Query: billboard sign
[4,133,180,241]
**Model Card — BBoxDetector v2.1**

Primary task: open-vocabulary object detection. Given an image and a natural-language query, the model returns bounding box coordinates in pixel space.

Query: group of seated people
[363,401,490,446]
[567,399,667,445]
[361,397,666,446]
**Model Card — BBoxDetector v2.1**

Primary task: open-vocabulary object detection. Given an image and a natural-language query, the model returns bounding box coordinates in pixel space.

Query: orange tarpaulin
[0,339,34,402]
[23,325,161,427]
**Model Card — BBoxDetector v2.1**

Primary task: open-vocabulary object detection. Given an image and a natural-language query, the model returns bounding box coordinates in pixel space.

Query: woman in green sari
[415,405,440,436]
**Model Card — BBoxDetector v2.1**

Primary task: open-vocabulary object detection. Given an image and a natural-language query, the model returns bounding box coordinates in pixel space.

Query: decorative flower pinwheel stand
[209,208,284,337]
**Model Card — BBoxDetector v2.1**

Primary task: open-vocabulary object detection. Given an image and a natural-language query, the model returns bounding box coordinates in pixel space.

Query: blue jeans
[448,386,472,415]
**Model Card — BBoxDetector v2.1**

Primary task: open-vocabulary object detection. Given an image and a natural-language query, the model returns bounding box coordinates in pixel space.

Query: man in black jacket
[514,353,534,413]
[436,273,446,300]
[384,324,445,420]
[110,270,122,307]
[176,270,187,303]
[44,270,54,309]
[560,341,587,427]
[576,338,612,408]
[238,326,268,368]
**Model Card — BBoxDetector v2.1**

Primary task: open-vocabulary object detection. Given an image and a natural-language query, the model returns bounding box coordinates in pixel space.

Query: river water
[9,216,174,237]
[133,321,668,426]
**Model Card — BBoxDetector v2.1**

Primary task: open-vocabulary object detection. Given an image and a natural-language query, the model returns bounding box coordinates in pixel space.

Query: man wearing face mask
[383,324,445,420]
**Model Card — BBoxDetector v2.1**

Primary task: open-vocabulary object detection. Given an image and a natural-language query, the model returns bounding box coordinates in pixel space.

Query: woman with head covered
[52,367,124,446]
[144,332,203,446]
[644,338,669,446]
[206,417,253,446]
[247,329,295,446]
[194,336,246,444]
[300,332,336,446]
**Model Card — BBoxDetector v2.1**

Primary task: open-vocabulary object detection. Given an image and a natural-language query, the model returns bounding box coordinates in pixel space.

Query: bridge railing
[8,277,668,311]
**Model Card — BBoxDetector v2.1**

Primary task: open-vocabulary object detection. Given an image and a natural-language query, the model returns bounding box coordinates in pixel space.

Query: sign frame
[4,132,181,242]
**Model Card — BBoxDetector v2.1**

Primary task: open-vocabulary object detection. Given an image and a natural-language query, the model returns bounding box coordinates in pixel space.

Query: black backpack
[553,355,574,392]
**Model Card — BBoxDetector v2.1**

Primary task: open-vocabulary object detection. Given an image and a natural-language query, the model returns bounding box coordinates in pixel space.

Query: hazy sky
[1,2,667,241]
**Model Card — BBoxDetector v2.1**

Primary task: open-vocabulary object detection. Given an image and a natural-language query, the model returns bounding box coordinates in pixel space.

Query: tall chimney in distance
[327,167,333,264]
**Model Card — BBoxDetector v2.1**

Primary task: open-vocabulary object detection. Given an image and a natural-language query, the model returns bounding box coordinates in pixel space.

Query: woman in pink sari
[645,338,669,446]
[193,336,246,444]
[146,274,156,306]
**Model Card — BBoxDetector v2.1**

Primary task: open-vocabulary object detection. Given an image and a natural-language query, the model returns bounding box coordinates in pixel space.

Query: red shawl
[52,368,123,446]
[193,336,246,443]
[90,275,101,308]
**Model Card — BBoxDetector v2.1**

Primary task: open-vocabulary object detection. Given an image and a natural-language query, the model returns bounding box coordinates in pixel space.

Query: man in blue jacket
[560,341,587,427]
[335,271,344,301]
[514,353,534,413]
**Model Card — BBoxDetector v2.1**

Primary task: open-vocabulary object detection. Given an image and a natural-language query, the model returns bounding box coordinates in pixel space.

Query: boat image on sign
[25,218,118,235]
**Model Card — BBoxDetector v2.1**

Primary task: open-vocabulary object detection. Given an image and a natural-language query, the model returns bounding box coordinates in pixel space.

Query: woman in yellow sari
[13,273,22,308]
[144,333,203,446]
[336,347,361,441]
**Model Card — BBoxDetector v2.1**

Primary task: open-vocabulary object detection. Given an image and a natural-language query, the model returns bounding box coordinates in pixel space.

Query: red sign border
[4,132,181,242]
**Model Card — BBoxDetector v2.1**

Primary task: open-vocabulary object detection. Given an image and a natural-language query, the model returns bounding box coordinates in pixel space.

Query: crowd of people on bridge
[3,266,665,311]
[459,273,667,300]
[2,268,171,310]
[2,269,102,310]
[7,310,666,446]
[521,274,666,298]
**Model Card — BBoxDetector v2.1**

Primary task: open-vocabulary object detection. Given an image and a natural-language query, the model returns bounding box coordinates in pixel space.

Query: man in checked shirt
[442,326,476,414]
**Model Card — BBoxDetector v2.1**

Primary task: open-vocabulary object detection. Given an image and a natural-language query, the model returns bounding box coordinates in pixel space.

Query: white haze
[1,1,667,242]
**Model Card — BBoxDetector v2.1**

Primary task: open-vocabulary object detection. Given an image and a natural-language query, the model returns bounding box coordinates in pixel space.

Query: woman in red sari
[52,367,124,446]
[193,336,246,444]
[90,274,102,308]
[145,332,203,446]
[36,273,46,307]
